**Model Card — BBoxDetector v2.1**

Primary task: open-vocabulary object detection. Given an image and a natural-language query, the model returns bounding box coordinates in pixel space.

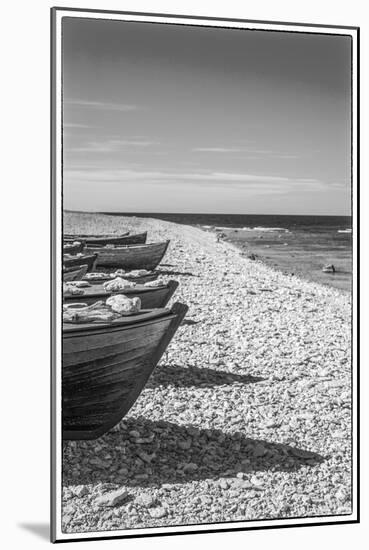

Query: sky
[62,17,352,215]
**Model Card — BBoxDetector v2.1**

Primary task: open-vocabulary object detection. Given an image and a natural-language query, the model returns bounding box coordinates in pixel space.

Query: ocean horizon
[66,210,352,226]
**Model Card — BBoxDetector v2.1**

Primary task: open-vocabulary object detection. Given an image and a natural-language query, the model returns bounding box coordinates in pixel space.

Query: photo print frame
[51,6,359,543]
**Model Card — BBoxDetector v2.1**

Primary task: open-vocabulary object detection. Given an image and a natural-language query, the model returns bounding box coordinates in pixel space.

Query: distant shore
[62,212,352,533]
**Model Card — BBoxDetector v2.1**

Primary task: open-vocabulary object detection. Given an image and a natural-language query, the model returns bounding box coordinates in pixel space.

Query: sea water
[101,213,353,292]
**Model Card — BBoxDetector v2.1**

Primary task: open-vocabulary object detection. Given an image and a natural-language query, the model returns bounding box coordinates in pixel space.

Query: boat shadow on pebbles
[146,364,265,388]
[63,417,324,488]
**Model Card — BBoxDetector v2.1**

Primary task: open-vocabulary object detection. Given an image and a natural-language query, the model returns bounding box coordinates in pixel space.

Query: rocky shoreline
[62,212,352,533]
[204,226,352,293]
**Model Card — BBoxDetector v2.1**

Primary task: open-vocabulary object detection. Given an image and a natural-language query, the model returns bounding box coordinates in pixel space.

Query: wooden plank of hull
[86,241,169,271]
[63,331,163,372]
[63,280,179,309]
[66,232,148,246]
[63,253,98,272]
[63,265,89,282]
[63,321,168,362]
[62,302,188,439]
[64,348,162,409]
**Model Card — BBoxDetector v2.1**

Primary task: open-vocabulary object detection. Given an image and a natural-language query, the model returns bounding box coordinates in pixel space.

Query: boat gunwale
[64,231,129,239]
[63,279,178,302]
[63,307,174,335]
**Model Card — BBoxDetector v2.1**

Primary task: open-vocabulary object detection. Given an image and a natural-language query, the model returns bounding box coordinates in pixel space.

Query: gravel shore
[62,212,352,534]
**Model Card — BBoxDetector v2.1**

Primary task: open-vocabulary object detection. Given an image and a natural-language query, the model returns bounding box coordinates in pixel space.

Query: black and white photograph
[51,7,358,543]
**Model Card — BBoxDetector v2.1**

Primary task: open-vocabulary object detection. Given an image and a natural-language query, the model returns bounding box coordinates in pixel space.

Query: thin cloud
[193,147,276,154]
[65,99,139,112]
[64,123,93,129]
[272,154,300,159]
[329,182,347,189]
[66,139,159,153]
[194,147,247,153]
[193,147,301,159]
[64,167,332,195]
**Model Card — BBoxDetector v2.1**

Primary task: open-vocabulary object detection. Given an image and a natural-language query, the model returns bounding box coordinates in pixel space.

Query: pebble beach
[62,212,352,534]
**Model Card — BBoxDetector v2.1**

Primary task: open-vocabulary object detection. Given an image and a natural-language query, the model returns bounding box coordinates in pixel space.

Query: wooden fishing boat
[63,241,85,255]
[62,302,188,440]
[65,232,147,246]
[86,241,169,271]
[83,270,159,285]
[64,280,179,309]
[63,253,98,272]
[63,265,89,282]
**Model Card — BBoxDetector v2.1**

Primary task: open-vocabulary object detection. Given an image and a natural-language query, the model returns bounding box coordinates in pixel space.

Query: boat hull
[64,280,179,309]
[63,265,89,282]
[62,303,187,440]
[87,241,169,271]
[63,253,98,272]
[63,242,85,255]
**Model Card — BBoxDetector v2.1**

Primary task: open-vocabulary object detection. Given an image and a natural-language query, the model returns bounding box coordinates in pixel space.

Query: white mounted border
[50,7,359,543]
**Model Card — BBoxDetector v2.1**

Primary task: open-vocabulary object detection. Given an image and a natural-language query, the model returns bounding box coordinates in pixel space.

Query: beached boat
[64,280,179,309]
[83,270,159,285]
[63,253,98,272]
[63,242,85,255]
[65,232,147,246]
[62,302,188,440]
[86,241,169,271]
[64,231,128,239]
[63,265,89,282]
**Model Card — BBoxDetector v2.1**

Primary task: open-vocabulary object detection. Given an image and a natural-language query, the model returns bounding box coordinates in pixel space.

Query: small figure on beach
[216,232,226,242]
[322,264,336,273]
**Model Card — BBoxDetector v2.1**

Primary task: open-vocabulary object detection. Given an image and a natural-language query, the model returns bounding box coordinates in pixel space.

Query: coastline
[207,227,352,294]
[66,211,352,293]
[62,212,352,532]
